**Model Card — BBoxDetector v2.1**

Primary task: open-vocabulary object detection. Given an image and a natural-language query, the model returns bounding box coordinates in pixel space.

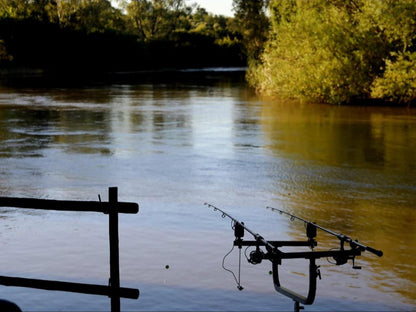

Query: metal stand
[207,203,383,312]
[294,300,304,312]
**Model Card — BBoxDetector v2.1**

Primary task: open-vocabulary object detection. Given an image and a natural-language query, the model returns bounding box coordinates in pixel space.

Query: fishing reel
[331,240,362,269]
[248,246,265,265]
[234,221,266,265]
[332,253,362,269]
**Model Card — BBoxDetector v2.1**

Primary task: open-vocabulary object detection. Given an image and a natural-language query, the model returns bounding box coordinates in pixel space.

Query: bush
[249,0,416,105]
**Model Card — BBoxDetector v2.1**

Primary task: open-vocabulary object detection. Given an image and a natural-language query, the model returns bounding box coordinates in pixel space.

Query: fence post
[109,187,120,312]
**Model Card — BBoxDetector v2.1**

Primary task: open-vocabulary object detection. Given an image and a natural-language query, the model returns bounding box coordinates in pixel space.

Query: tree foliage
[0,0,246,71]
[232,0,269,60]
[249,0,416,105]
[123,0,188,40]
[0,39,13,63]
[0,0,126,32]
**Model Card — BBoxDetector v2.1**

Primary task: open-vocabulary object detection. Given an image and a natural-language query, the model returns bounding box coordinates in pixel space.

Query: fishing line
[222,244,244,291]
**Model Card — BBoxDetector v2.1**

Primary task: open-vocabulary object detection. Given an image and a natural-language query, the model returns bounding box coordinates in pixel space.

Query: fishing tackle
[267,206,383,258]
[206,203,383,312]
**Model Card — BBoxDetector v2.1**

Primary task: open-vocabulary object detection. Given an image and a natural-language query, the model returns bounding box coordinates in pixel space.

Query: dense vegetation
[1,0,415,105]
[0,0,247,72]
[249,0,416,105]
[232,0,269,61]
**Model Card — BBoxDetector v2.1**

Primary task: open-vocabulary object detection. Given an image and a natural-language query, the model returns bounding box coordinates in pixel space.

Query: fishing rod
[204,203,278,291]
[266,206,383,257]
[207,203,383,312]
[205,203,276,251]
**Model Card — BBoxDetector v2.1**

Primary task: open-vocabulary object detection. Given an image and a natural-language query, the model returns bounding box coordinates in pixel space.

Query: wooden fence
[0,187,139,312]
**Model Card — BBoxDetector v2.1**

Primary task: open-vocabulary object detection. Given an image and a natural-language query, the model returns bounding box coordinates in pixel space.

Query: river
[0,70,415,311]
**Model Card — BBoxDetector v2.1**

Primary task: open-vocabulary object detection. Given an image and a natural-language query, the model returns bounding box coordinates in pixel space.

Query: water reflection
[0,74,415,310]
[261,99,416,303]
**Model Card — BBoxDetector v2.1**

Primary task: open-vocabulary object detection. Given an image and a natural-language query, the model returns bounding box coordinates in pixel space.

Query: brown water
[0,71,414,311]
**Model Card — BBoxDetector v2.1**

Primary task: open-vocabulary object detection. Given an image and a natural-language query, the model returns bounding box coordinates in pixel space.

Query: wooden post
[0,189,139,311]
[109,187,120,312]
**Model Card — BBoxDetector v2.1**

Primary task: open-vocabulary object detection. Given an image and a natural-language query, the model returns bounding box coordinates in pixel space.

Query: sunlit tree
[124,0,187,40]
[0,0,30,18]
[232,0,269,60]
[76,0,125,33]
[249,0,416,105]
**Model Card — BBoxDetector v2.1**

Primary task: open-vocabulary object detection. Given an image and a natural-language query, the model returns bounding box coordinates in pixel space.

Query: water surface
[0,71,415,311]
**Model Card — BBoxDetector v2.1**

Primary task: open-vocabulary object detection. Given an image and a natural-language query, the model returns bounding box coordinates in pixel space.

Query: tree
[0,0,31,19]
[0,0,246,70]
[0,39,13,65]
[124,0,187,40]
[0,0,125,32]
[54,0,82,27]
[371,52,416,105]
[76,0,125,33]
[368,0,416,105]
[232,0,269,61]
[249,0,416,105]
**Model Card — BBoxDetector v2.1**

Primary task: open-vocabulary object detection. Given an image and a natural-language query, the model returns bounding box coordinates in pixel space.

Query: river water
[0,70,415,311]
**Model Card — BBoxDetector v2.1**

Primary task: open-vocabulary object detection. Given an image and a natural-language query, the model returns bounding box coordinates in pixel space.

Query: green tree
[189,7,237,40]
[0,0,125,32]
[368,0,416,105]
[0,0,246,70]
[76,0,125,33]
[0,0,31,19]
[124,0,187,40]
[54,0,82,27]
[249,0,416,105]
[232,0,269,60]
[0,39,13,65]
[0,0,57,22]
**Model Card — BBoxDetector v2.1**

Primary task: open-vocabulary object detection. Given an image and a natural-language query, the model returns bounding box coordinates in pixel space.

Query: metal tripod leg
[294,300,304,312]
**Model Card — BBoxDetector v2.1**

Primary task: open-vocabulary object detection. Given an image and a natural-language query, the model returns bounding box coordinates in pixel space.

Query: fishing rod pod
[207,203,383,312]
[267,206,383,257]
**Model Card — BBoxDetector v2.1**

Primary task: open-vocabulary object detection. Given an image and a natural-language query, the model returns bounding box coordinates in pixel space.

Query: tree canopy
[232,0,269,60]
[0,0,246,71]
[249,0,416,105]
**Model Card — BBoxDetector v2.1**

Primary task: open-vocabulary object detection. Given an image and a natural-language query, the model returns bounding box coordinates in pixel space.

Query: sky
[112,1,234,17]
[187,0,234,16]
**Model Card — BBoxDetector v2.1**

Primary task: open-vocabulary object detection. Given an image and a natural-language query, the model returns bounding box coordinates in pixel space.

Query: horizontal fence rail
[0,187,139,312]
[0,276,139,299]
[0,197,138,214]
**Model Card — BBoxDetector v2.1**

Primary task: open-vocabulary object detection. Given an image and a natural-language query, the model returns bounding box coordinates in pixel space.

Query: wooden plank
[0,276,139,299]
[0,197,138,214]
